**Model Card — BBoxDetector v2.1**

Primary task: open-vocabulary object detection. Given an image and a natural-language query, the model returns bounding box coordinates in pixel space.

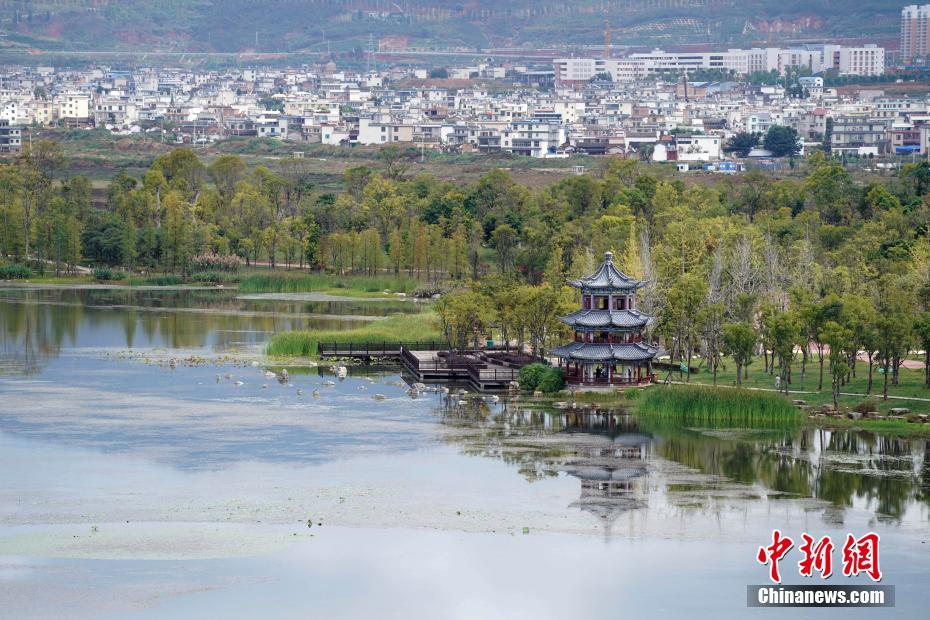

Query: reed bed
[637,385,801,428]
[266,312,440,357]
[239,272,419,295]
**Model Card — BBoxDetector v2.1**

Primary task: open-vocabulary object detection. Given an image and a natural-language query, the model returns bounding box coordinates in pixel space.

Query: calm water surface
[0,287,928,619]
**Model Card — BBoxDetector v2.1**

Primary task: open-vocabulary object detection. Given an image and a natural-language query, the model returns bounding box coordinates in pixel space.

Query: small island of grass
[266,312,440,358]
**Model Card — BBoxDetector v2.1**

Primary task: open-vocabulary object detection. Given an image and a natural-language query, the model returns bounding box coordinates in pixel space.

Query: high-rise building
[901,5,930,63]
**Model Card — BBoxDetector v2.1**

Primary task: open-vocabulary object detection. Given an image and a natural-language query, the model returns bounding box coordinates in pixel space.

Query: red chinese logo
[842,532,882,582]
[756,529,794,583]
[757,530,882,583]
[798,533,834,579]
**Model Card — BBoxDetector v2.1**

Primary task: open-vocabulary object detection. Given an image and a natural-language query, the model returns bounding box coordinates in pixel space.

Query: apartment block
[0,119,22,152]
[902,5,930,62]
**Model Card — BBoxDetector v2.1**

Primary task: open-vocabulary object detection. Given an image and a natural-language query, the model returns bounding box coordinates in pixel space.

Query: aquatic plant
[93,267,125,281]
[0,264,34,279]
[190,271,240,284]
[190,254,243,273]
[239,272,420,295]
[135,274,184,286]
[636,385,801,428]
[266,312,440,357]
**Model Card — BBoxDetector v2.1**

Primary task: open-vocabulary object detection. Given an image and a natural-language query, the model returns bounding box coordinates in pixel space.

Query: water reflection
[0,287,419,373]
[437,402,930,526]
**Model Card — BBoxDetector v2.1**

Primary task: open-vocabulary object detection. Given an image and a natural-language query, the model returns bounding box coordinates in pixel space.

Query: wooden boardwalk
[318,341,523,392]
[317,341,446,360]
[400,348,519,392]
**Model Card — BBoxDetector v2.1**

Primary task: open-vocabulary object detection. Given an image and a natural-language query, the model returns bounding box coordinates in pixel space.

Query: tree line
[2,141,930,406]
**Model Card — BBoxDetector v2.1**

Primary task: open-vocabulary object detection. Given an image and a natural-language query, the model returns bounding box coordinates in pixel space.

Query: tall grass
[266,312,440,357]
[637,385,801,428]
[239,272,420,295]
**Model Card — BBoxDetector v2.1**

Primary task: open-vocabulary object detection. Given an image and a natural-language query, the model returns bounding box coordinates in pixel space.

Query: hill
[0,1,907,60]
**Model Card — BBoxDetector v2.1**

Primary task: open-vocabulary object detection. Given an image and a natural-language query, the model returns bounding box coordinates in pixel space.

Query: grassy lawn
[671,354,930,413]
[517,355,930,436]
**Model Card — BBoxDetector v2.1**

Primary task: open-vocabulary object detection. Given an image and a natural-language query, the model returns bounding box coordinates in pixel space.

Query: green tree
[914,312,930,389]
[722,322,756,386]
[724,132,760,157]
[435,289,495,353]
[660,274,708,380]
[699,302,725,385]
[767,310,799,394]
[491,223,518,274]
[763,125,800,158]
[820,320,853,408]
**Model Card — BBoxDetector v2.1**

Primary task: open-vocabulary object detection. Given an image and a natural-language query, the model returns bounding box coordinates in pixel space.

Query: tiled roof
[559,308,653,329]
[568,251,645,291]
[551,342,660,362]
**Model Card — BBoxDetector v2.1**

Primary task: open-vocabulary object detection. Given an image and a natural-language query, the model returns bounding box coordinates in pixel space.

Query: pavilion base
[564,377,656,392]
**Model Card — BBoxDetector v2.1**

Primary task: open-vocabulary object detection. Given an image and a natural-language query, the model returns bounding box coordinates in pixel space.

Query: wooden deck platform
[317,341,523,392]
[317,341,446,360]
[400,348,520,392]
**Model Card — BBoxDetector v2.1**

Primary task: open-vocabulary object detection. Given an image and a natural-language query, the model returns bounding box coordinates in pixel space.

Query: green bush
[518,363,564,394]
[0,264,33,279]
[853,397,879,414]
[537,368,565,394]
[93,267,125,281]
[190,271,239,284]
[143,275,183,286]
[518,363,549,391]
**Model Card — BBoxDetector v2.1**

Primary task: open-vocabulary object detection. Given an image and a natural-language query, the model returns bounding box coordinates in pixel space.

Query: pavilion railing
[317,341,448,357]
[563,373,656,386]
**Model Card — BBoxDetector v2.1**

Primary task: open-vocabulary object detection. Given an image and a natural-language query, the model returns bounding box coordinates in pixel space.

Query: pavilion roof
[568,252,645,291]
[551,341,660,362]
[559,308,653,330]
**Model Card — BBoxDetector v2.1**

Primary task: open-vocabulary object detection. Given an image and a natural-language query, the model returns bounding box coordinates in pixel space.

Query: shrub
[518,363,564,394]
[853,397,879,414]
[537,368,565,394]
[190,254,243,273]
[518,363,549,392]
[143,275,183,286]
[412,285,445,299]
[93,267,125,281]
[0,264,33,279]
[190,271,239,284]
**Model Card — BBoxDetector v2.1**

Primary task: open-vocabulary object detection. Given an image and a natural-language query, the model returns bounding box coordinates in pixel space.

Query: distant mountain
[0,1,906,57]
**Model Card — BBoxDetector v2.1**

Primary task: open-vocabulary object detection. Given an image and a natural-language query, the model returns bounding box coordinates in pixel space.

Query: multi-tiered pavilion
[552,251,659,387]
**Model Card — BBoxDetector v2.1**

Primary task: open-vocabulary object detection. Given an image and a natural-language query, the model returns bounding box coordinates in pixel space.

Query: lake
[0,287,927,619]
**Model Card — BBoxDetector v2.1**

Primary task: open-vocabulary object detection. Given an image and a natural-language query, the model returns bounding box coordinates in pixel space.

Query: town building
[901,5,930,62]
[552,252,659,388]
[0,119,22,152]
[830,114,892,156]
